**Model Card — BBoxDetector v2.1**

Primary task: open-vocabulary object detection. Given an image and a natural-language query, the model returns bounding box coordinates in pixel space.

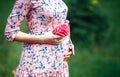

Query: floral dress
[4,0,74,77]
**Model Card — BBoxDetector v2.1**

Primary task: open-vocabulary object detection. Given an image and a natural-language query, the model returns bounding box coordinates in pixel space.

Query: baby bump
[22,38,69,61]
[18,43,68,72]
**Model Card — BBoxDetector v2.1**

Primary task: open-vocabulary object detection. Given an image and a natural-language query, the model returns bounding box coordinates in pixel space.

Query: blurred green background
[0,0,120,77]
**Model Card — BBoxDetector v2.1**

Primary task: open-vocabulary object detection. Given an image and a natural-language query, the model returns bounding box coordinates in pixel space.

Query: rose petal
[53,23,70,36]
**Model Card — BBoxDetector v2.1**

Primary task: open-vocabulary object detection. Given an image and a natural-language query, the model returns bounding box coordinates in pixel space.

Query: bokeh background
[0,0,120,77]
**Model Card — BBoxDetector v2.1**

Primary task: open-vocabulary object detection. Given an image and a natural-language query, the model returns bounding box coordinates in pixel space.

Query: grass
[68,44,120,77]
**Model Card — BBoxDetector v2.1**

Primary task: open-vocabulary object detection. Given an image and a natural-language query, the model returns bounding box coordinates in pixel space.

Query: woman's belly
[18,36,70,72]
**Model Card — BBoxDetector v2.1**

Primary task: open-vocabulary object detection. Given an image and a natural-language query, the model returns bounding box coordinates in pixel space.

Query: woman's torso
[26,0,69,35]
[18,0,71,74]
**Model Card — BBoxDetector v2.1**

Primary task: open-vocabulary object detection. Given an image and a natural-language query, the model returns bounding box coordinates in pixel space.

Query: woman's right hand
[43,32,63,45]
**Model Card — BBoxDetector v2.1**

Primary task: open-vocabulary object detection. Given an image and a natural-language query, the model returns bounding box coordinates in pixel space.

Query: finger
[54,39,63,44]
[64,55,70,60]
[64,55,70,58]
[51,41,61,45]
[54,35,63,39]
[64,53,71,58]
[64,52,72,56]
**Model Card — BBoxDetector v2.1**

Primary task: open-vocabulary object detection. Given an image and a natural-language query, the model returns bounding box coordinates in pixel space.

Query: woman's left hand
[63,52,72,60]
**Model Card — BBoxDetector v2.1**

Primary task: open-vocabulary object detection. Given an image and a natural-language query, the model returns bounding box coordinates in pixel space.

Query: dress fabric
[5,0,73,77]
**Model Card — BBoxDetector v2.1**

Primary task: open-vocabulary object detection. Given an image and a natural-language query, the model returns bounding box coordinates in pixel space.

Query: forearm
[14,31,45,44]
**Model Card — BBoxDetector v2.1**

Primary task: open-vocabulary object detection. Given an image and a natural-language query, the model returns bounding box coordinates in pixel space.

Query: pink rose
[53,23,70,37]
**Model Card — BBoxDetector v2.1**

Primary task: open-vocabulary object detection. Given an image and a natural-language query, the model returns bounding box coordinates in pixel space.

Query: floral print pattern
[5,0,74,77]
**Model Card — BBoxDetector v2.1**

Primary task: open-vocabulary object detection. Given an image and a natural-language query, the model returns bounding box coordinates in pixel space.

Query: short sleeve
[4,0,31,41]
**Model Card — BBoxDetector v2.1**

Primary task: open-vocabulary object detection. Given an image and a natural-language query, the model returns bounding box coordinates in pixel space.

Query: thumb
[54,35,63,39]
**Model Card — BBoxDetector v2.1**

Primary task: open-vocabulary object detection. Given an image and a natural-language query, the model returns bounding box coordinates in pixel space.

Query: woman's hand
[64,52,72,61]
[64,45,74,60]
[43,32,63,45]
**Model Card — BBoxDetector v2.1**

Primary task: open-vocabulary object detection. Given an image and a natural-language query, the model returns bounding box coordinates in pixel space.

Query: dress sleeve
[4,0,31,42]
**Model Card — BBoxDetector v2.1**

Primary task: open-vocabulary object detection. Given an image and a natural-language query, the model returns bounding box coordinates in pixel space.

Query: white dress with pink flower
[5,0,74,77]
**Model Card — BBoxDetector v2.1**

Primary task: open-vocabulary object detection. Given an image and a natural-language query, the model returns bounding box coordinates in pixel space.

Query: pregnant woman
[4,0,74,77]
